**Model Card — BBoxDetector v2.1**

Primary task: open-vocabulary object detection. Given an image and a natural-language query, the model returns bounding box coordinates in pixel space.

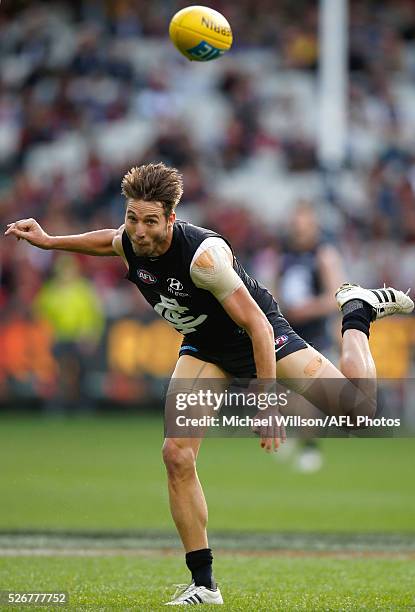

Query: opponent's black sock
[185,548,216,590]
[341,299,374,338]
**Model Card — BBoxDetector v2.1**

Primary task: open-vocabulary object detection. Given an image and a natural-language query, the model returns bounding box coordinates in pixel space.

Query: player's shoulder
[175,219,229,250]
[175,219,218,238]
[112,224,126,258]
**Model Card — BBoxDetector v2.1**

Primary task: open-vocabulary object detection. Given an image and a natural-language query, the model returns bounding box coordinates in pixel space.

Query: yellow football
[169,5,233,62]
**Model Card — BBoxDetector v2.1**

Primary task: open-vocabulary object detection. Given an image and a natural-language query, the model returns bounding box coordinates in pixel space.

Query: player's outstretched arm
[5,218,120,256]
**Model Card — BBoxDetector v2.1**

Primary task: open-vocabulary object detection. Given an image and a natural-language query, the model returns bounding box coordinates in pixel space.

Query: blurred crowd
[1,0,415,403]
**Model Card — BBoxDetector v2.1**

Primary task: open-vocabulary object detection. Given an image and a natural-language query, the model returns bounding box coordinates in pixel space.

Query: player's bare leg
[276,283,414,422]
[163,355,228,603]
[164,433,207,550]
[276,344,376,421]
[338,328,376,404]
[337,283,413,407]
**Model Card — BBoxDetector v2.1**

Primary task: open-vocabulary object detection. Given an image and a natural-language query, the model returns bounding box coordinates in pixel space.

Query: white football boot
[165,582,223,605]
[335,283,414,320]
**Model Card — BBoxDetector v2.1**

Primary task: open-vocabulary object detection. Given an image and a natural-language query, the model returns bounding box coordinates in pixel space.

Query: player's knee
[365,395,377,420]
[342,386,377,425]
[340,351,365,380]
[162,440,196,480]
[355,395,377,422]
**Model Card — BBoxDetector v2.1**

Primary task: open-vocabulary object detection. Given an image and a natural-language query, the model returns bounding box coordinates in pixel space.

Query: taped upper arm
[190,238,243,302]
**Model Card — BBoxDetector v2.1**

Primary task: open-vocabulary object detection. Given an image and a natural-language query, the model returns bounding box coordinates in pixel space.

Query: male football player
[278,201,343,472]
[5,162,413,605]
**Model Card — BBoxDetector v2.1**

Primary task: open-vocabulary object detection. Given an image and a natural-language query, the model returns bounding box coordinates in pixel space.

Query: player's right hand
[4,218,51,249]
[252,406,287,453]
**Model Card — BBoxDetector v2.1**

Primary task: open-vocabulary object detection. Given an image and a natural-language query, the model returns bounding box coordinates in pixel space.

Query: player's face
[292,207,319,249]
[125,200,175,257]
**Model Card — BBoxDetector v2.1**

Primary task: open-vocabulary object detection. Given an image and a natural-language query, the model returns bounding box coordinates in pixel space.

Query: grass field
[1,415,414,609]
[1,415,414,531]
[1,553,415,610]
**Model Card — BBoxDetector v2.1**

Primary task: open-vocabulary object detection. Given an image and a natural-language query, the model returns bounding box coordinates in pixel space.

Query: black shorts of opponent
[179,315,308,379]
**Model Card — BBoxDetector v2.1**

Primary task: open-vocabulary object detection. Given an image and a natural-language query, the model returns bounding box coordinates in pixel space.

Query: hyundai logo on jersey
[167,278,184,291]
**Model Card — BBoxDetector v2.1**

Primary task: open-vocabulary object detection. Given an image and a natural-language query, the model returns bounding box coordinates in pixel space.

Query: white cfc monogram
[154,295,207,334]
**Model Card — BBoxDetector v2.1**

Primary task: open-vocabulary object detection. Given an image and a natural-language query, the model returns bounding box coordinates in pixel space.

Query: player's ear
[168,212,176,228]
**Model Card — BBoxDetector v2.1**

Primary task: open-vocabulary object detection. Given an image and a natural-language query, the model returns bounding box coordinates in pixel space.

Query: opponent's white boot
[165,582,223,605]
[335,283,414,320]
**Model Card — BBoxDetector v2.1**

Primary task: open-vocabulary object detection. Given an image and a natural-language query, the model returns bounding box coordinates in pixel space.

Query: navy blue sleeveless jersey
[279,243,331,350]
[122,221,281,350]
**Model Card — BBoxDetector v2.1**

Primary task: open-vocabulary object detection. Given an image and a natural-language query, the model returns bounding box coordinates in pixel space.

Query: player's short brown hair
[121,162,183,217]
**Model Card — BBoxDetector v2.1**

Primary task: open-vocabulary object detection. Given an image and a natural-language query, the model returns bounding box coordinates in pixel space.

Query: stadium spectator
[34,254,104,411]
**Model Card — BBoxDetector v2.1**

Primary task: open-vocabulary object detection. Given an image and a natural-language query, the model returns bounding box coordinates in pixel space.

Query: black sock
[185,548,216,590]
[341,299,374,338]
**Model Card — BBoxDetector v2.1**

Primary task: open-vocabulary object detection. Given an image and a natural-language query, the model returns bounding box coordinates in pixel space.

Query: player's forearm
[247,320,276,380]
[285,295,338,323]
[47,229,118,256]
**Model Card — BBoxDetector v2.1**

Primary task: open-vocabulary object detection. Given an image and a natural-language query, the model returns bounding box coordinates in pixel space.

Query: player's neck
[148,224,174,258]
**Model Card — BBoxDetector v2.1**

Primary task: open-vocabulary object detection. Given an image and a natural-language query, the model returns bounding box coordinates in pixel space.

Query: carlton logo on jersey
[137,269,157,284]
[154,295,207,334]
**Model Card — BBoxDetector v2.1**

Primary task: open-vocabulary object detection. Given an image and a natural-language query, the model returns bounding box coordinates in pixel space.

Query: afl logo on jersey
[275,334,289,354]
[167,278,184,291]
[137,269,157,284]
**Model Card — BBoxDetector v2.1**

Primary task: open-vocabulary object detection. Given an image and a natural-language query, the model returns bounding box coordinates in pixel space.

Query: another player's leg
[276,283,413,421]
[336,282,413,406]
[163,355,229,605]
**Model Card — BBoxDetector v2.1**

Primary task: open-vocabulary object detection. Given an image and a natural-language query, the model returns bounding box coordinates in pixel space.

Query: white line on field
[1,548,414,559]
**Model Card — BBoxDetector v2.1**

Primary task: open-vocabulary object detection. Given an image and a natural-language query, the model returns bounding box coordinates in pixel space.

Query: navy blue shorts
[179,315,308,378]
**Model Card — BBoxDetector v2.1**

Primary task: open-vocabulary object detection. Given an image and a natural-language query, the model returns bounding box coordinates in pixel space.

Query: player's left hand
[252,406,286,453]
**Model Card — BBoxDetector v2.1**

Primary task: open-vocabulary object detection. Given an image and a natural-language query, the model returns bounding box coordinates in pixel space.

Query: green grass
[1,416,414,609]
[1,553,414,610]
[0,415,414,532]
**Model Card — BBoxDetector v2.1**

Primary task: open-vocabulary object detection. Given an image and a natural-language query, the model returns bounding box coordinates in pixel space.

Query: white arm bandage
[190,237,244,302]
